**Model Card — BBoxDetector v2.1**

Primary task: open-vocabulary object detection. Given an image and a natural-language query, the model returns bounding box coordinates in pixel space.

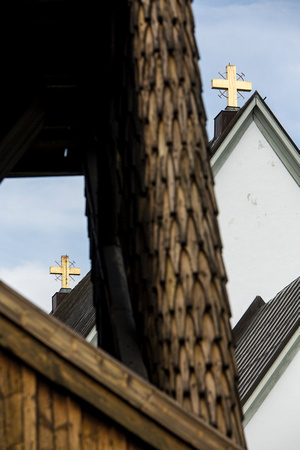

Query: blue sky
[0,176,89,310]
[0,0,299,312]
[194,0,300,146]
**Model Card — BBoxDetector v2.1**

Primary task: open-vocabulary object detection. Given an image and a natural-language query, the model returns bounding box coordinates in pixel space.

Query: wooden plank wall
[0,348,150,450]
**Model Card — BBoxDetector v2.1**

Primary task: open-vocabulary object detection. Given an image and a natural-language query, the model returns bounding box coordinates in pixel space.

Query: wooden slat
[53,390,68,448]
[0,351,5,450]
[66,396,82,450]
[1,347,146,450]
[3,355,23,448]
[37,380,54,449]
[101,245,148,378]
[81,410,99,450]
[0,281,245,450]
[22,366,37,450]
[0,315,214,450]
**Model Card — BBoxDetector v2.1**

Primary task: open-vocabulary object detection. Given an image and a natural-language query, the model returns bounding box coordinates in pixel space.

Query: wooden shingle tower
[84,1,245,444]
[0,0,245,447]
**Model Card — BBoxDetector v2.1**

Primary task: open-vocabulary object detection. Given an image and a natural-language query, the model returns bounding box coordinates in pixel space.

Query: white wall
[214,121,300,325]
[244,349,300,450]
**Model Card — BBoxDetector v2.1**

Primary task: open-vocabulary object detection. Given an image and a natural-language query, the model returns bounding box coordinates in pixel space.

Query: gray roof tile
[234,277,299,404]
[52,271,95,338]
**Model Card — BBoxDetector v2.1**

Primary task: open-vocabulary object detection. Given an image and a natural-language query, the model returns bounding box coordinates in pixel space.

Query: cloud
[0,1,298,315]
[0,259,88,313]
[0,176,86,233]
[0,176,91,312]
[0,176,90,270]
[0,261,56,312]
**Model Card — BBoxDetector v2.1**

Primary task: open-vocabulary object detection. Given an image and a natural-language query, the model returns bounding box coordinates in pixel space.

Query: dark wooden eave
[0,280,245,450]
[0,0,147,371]
[0,98,46,181]
[0,0,109,180]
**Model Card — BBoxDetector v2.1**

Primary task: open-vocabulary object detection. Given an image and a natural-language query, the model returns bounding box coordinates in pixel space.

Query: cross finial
[211,65,252,108]
[50,255,81,289]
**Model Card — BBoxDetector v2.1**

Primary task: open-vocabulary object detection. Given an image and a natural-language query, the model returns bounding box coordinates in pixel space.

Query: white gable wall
[244,347,300,450]
[214,121,300,325]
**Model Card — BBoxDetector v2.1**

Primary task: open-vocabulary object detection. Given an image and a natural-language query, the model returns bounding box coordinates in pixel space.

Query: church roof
[52,271,95,338]
[0,280,245,450]
[234,276,299,406]
[210,91,300,185]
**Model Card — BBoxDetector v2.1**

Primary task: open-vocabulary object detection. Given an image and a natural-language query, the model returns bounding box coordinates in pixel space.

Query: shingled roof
[234,277,299,406]
[52,271,95,339]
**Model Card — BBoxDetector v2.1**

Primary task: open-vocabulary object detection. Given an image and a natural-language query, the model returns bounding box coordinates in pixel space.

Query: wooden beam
[0,281,245,450]
[102,245,148,378]
[0,98,45,182]
[8,145,83,177]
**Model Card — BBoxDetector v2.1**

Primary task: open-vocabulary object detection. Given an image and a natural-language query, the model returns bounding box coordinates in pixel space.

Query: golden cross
[50,255,81,289]
[211,65,252,107]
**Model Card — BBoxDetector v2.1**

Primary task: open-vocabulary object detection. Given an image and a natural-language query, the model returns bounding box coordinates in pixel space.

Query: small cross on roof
[50,255,80,289]
[211,65,252,108]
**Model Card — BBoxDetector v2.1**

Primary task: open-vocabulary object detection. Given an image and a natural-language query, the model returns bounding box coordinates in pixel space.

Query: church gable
[210,92,300,185]
[209,92,300,324]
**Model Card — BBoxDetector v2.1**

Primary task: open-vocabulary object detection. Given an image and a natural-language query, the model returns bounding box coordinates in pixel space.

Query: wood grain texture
[0,0,245,448]
[0,283,246,449]
[108,0,246,446]
[2,353,23,449]
[0,348,152,450]
[37,380,55,449]
[22,365,37,450]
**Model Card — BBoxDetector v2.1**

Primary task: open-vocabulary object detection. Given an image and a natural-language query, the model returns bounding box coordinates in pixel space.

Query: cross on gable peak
[211,64,252,108]
[50,255,81,290]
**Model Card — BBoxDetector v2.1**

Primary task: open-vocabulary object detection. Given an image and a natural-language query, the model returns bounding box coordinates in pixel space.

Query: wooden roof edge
[0,280,246,450]
[240,319,300,407]
[232,296,265,346]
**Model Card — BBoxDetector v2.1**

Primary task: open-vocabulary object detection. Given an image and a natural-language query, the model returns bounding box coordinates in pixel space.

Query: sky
[0,0,299,313]
[193,0,300,147]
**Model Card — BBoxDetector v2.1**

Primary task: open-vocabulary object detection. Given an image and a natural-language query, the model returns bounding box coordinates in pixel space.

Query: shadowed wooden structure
[0,0,246,448]
[0,281,246,449]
